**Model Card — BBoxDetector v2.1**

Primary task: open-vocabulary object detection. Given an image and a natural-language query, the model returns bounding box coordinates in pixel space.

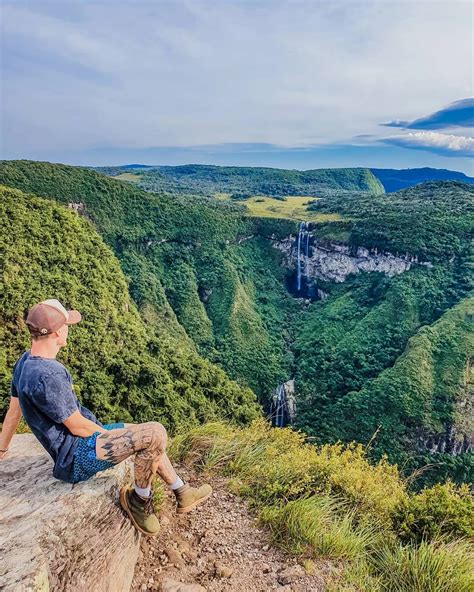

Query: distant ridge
[371,167,474,192]
[95,163,474,195]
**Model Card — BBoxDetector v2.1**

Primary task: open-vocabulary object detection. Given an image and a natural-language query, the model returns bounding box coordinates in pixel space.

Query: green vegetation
[294,271,473,482]
[109,163,385,197]
[309,180,474,261]
[0,160,297,403]
[0,160,472,486]
[0,184,258,429]
[394,481,474,544]
[223,194,345,222]
[169,420,474,592]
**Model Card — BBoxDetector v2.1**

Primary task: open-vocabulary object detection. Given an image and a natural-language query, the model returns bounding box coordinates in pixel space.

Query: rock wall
[414,363,473,456]
[0,435,139,592]
[272,234,431,284]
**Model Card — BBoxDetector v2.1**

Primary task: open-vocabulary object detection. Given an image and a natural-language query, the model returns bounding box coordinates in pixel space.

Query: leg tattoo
[96,422,171,488]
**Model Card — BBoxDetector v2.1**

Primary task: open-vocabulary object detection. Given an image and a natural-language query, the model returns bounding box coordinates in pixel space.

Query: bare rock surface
[131,476,328,592]
[0,434,139,592]
[272,235,431,284]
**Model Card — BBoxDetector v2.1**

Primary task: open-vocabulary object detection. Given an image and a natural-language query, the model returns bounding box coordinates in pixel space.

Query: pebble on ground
[130,475,331,592]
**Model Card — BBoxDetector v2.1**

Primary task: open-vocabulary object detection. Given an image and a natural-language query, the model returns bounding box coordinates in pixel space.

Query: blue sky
[1,0,473,173]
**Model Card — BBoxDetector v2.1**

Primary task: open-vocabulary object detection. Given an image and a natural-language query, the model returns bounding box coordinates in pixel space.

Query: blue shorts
[71,422,125,484]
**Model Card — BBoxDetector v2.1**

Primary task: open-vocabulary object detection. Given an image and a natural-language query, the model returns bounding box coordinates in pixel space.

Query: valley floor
[131,474,330,592]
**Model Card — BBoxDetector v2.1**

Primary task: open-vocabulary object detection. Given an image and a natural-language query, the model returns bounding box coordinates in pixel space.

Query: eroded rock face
[0,434,139,592]
[67,201,85,215]
[272,235,432,284]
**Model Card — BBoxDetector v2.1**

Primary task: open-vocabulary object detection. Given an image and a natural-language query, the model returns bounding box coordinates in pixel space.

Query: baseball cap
[26,299,82,337]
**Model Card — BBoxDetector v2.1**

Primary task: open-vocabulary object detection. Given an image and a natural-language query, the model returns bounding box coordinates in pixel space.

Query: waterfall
[274,383,285,428]
[296,221,310,294]
[305,231,310,275]
[271,380,296,428]
[296,222,306,292]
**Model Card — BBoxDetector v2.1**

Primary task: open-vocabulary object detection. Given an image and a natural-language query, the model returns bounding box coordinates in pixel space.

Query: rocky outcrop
[67,202,85,215]
[414,365,473,456]
[272,234,432,285]
[0,434,139,592]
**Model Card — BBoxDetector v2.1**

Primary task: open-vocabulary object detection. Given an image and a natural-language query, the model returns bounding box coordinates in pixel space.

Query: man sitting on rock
[0,299,212,537]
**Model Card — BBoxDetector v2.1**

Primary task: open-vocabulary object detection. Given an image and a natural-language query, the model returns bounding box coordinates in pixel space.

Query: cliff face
[0,435,139,592]
[272,233,432,286]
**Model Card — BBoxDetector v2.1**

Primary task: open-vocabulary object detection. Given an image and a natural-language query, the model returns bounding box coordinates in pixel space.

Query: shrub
[393,481,474,544]
[171,420,473,591]
[171,419,406,524]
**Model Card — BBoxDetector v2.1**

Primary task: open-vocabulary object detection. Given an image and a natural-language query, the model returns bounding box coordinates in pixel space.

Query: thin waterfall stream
[296,221,313,297]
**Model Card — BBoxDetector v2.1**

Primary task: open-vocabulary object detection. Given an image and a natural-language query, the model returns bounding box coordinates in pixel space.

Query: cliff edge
[0,434,139,592]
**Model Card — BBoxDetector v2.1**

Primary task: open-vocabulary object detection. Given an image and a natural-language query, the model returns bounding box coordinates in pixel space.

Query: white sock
[169,477,184,490]
[134,484,151,499]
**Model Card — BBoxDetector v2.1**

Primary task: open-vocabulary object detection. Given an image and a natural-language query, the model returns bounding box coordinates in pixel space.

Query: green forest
[98,163,385,197]
[0,160,472,487]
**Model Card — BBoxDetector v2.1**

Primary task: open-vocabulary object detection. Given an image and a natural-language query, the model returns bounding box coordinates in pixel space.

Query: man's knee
[144,421,167,451]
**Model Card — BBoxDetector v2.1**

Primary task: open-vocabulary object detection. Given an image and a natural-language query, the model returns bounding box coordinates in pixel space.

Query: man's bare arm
[63,410,108,437]
[0,397,22,459]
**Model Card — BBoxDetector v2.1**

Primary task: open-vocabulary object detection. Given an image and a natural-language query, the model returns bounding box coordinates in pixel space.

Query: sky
[1,0,473,173]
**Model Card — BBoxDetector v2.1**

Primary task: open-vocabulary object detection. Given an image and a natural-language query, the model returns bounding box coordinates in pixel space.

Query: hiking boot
[119,485,160,536]
[174,482,213,514]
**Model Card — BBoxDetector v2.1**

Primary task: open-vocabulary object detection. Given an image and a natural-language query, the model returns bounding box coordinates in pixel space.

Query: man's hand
[0,397,23,458]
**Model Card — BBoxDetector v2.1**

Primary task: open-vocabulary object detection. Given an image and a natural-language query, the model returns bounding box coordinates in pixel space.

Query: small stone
[160,579,207,592]
[262,544,270,551]
[278,565,306,586]
[214,562,233,578]
[261,563,271,574]
[164,547,183,566]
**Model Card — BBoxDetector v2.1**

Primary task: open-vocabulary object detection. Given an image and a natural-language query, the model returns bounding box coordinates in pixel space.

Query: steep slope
[0,160,297,402]
[334,297,473,483]
[309,180,474,261]
[0,184,258,429]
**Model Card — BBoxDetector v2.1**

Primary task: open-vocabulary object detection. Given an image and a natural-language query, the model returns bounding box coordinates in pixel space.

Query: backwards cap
[26,299,81,337]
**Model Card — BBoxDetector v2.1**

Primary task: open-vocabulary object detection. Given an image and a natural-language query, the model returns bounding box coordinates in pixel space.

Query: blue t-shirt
[11,351,103,483]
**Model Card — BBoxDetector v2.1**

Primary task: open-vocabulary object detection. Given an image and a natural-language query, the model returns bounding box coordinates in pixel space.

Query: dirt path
[131,476,330,592]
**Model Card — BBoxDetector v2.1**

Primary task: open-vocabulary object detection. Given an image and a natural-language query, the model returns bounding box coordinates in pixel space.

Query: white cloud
[381,131,474,157]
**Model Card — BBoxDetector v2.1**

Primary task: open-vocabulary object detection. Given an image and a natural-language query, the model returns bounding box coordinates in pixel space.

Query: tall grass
[373,539,474,592]
[261,496,382,561]
[170,420,474,591]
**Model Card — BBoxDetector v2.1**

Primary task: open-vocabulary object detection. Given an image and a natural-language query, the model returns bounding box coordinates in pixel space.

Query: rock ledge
[0,434,139,592]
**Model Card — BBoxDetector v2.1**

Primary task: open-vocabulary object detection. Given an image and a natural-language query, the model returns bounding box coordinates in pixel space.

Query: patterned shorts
[71,422,125,484]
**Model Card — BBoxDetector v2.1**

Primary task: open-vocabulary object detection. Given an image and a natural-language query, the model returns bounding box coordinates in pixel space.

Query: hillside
[309,180,474,260]
[98,163,385,197]
[0,160,472,485]
[98,163,474,197]
[0,160,298,403]
[371,167,474,192]
[0,184,258,429]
